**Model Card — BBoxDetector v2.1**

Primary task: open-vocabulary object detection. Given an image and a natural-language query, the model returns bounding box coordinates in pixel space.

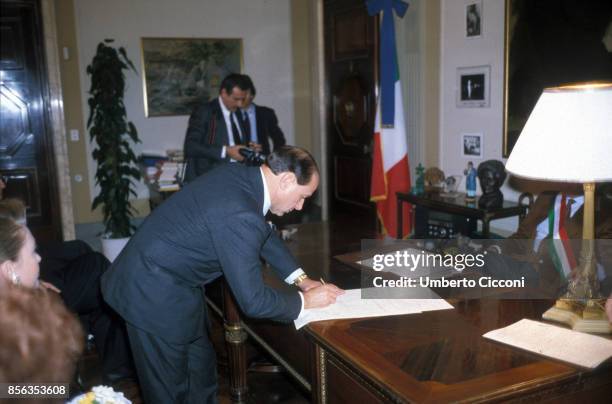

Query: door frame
[39,0,75,239]
[309,0,329,220]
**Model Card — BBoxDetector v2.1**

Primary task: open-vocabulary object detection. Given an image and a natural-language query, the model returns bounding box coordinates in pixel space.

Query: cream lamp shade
[505,83,612,182]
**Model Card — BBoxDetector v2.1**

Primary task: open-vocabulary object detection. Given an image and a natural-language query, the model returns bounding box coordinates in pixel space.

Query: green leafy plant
[87,39,141,238]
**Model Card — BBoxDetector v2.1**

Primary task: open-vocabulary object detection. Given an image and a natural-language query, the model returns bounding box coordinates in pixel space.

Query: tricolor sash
[547,193,577,280]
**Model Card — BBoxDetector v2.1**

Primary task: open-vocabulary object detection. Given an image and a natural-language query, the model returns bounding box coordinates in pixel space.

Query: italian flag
[367,0,411,238]
[369,80,412,238]
[548,194,577,280]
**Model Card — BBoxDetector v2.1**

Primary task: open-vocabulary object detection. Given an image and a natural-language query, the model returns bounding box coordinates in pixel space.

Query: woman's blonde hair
[0,198,27,223]
[0,217,26,264]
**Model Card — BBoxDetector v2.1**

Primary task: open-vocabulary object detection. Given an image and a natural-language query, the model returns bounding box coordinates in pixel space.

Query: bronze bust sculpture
[477,160,507,209]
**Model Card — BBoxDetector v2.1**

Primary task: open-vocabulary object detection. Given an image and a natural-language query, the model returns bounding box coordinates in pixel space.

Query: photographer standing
[183,73,251,183]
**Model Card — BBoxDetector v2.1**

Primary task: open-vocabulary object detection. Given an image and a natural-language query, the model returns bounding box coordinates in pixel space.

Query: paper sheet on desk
[483,319,612,369]
[294,288,453,330]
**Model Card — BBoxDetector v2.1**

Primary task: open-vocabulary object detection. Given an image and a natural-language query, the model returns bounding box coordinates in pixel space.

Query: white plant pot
[101,237,130,263]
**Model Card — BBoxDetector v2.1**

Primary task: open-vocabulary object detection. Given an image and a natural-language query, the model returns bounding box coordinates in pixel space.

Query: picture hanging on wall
[456,65,490,108]
[466,1,482,38]
[461,133,483,158]
[141,37,243,117]
[502,0,612,156]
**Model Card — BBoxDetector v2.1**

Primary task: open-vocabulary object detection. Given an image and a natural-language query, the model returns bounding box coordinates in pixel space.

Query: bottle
[464,161,477,201]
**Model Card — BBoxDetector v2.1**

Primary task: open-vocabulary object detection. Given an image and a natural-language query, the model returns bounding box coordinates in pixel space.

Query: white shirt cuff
[297,291,305,318]
[221,145,227,159]
[284,268,305,284]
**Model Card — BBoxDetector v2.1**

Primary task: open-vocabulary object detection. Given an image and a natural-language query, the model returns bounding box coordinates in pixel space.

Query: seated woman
[0,216,42,288]
[0,217,84,386]
[0,201,134,384]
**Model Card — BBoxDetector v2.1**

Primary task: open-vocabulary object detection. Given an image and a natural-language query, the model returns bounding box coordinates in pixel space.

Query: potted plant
[87,39,141,262]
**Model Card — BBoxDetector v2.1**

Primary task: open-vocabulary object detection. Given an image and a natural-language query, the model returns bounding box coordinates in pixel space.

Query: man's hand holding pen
[302,276,344,309]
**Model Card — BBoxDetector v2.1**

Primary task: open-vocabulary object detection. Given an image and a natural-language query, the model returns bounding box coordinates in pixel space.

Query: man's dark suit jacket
[252,104,286,155]
[183,98,230,183]
[101,164,302,343]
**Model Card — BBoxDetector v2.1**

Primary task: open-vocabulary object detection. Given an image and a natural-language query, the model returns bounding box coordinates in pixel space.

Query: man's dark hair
[219,73,249,95]
[242,74,256,96]
[266,146,319,185]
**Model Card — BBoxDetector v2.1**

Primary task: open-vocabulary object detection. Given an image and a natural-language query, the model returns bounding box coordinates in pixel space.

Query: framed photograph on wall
[456,65,490,108]
[141,37,243,117]
[461,133,483,158]
[466,1,482,38]
[502,0,612,156]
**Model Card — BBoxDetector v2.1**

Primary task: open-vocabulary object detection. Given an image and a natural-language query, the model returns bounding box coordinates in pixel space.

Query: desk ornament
[412,163,425,195]
[464,161,477,201]
[424,167,445,192]
[477,159,507,209]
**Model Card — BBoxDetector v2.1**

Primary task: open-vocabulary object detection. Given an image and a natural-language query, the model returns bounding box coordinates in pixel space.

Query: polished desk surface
[208,221,612,402]
[306,298,612,402]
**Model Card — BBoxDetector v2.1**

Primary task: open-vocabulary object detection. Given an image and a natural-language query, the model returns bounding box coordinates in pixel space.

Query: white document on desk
[483,319,612,369]
[294,288,453,330]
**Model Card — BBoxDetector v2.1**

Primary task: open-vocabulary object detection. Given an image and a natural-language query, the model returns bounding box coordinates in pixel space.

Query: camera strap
[207,111,217,145]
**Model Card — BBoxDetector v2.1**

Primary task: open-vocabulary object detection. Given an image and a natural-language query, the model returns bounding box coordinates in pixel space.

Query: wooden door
[0,0,62,241]
[324,0,378,227]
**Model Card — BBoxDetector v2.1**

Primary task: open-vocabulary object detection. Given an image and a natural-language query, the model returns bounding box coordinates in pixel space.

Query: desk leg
[222,281,248,403]
[482,219,490,238]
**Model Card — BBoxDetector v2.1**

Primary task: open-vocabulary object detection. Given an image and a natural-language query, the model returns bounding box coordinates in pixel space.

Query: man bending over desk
[101,146,343,403]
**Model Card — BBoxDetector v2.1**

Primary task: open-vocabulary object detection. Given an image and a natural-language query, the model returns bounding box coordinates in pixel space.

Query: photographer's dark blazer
[101,164,302,343]
[183,98,231,183]
[254,105,286,155]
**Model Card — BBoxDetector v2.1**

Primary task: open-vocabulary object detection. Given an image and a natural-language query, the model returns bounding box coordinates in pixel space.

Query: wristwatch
[293,274,309,286]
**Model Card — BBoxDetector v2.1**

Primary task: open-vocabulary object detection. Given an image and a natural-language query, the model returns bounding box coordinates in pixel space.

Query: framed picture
[141,37,243,117]
[461,133,483,158]
[503,0,612,156]
[466,1,482,38]
[456,65,490,108]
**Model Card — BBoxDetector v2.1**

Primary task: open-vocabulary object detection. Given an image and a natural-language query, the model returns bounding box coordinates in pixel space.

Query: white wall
[73,0,294,200]
[440,0,521,234]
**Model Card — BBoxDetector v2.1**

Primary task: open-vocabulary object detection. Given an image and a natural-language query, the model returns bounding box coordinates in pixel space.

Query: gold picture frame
[141,37,243,117]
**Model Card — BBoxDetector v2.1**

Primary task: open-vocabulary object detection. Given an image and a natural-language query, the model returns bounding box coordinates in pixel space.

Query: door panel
[325,0,378,225]
[0,0,61,241]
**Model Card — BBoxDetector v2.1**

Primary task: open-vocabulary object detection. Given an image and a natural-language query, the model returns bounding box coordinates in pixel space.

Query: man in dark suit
[101,146,343,403]
[183,73,250,183]
[238,75,286,156]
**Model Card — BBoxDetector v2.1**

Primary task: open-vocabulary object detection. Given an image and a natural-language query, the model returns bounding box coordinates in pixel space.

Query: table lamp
[505,82,612,334]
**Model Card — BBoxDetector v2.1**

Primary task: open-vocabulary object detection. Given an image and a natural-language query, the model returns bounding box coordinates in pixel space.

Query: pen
[320,277,326,285]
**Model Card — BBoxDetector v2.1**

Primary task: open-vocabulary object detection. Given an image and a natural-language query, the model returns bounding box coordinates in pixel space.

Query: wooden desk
[206,222,612,403]
[396,191,528,239]
[305,299,612,403]
[205,221,373,402]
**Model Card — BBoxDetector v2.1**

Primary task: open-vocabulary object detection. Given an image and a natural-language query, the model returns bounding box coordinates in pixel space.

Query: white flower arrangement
[69,385,131,404]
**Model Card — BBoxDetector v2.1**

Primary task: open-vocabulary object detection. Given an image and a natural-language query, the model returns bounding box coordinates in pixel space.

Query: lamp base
[542,299,612,334]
